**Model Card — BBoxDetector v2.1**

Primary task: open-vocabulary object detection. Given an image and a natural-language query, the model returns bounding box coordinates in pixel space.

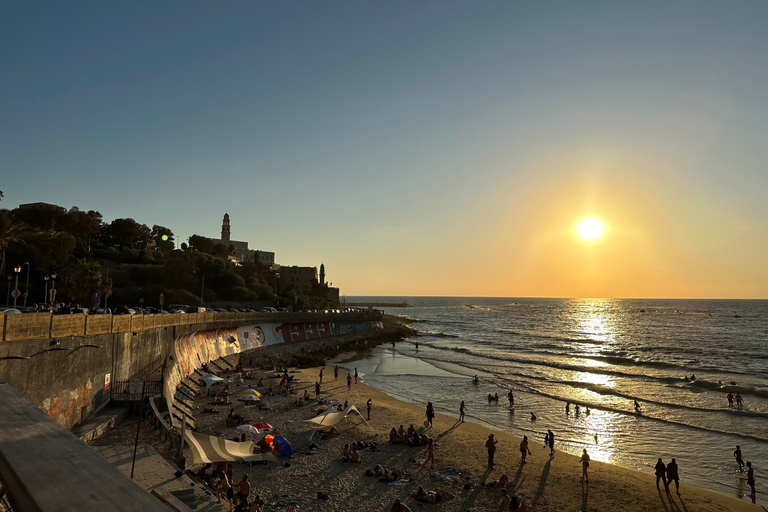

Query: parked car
[260,307,277,313]
[1,307,22,315]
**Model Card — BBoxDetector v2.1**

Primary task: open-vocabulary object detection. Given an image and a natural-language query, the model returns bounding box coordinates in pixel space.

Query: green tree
[150,225,175,253]
[101,218,151,250]
[188,235,214,254]
[0,210,27,275]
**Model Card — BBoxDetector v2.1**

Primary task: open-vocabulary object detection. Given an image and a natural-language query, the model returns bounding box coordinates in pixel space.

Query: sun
[577,218,605,241]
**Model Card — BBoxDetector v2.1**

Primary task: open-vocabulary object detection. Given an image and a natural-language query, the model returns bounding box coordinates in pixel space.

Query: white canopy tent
[306,404,377,440]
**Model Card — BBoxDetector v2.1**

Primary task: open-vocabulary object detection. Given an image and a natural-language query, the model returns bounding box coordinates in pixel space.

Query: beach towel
[385,478,411,485]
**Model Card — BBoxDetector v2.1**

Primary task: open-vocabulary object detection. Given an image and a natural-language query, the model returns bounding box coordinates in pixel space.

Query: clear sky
[3,1,768,298]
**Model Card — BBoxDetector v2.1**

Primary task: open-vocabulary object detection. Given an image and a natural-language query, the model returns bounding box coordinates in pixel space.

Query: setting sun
[577,218,605,241]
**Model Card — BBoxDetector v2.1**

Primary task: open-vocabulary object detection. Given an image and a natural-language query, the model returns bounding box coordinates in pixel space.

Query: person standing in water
[746,461,756,499]
[507,390,515,407]
[734,445,745,471]
[579,449,590,482]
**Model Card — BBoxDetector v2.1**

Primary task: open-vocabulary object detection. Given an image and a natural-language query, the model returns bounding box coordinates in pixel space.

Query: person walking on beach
[319,367,324,383]
[354,367,359,383]
[486,434,498,469]
[347,373,352,391]
[520,435,530,464]
[666,458,680,494]
[366,398,372,420]
[334,365,339,380]
[734,445,745,471]
[424,437,436,469]
[746,461,756,499]
[426,402,435,428]
[315,381,321,400]
[579,448,590,482]
[459,400,466,422]
[654,458,668,490]
[547,429,555,458]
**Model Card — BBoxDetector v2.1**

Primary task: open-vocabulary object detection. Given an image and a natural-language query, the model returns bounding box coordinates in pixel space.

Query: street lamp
[13,265,21,308]
[43,275,50,306]
[23,262,30,307]
[50,271,57,303]
[199,273,206,307]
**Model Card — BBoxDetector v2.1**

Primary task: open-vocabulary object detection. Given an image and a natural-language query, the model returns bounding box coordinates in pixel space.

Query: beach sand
[92,339,761,511]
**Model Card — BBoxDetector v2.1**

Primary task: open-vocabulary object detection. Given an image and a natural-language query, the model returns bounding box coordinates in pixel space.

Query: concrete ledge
[72,406,130,443]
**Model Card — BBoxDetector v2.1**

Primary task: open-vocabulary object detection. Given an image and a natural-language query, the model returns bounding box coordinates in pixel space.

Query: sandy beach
[92,339,761,512]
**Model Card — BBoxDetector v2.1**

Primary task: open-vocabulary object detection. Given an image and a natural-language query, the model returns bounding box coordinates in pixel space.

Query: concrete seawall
[0,312,383,429]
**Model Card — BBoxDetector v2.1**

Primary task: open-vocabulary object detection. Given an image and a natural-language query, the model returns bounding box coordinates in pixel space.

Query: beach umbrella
[253,422,273,431]
[237,424,261,436]
[238,388,262,398]
[237,394,261,403]
[271,435,293,457]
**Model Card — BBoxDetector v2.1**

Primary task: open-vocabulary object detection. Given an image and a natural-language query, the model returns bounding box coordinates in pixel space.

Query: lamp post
[13,265,21,308]
[43,275,50,306]
[199,273,206,307]
[6,276,11,306]
[50,271,57,304]
[23,262,30,307]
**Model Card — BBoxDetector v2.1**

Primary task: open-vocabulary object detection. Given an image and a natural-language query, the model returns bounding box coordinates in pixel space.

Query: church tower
[319,263,325,286]
[221,213,231,242]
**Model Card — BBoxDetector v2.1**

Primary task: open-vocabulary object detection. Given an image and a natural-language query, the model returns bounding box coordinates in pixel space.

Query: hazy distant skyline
[3,1,768,298]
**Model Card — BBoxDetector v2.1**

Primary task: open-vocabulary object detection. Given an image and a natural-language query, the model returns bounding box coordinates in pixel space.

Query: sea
[336,297,767,501]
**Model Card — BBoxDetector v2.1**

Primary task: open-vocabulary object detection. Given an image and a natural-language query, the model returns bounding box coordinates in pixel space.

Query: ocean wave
[557,380,768,419]
[416,330,460,339]
[523,388,768,444]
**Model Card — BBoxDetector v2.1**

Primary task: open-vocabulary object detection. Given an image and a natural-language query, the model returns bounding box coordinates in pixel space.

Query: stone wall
[0,312,384,429]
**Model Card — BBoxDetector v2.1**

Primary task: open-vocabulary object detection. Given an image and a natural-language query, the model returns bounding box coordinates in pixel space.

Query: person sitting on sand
[407,424,416,437]
[391,498,413,512]
[398,425,407,439]
[255,377,263,386]
[226,408,245,427]
[411,486,451,503]
[211,395,230,405]
[197,463,214,482]
[486,474,509,487]
[498,489,511,511]
[390,427,403,444]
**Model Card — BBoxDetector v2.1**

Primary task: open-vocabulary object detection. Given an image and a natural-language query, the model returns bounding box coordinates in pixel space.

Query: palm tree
[0,211,26,275]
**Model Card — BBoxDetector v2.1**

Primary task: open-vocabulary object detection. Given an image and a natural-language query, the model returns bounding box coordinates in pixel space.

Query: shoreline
[91,333,761,511]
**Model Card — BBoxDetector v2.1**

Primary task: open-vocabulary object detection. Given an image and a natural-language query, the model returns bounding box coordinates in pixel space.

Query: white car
[1,308,22,315]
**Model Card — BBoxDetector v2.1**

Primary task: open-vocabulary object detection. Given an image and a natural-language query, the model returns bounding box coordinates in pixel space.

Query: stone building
[206,213,275,267]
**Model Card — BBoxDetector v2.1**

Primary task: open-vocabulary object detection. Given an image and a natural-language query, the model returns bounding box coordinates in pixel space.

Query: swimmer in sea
[634,400,641,412]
